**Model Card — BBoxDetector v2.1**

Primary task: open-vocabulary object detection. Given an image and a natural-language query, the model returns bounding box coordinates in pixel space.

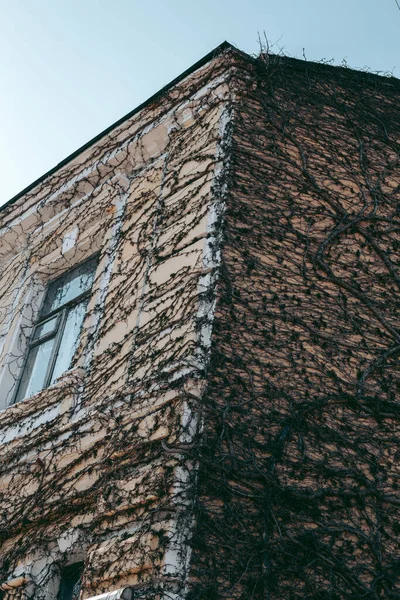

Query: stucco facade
[0,44,233,600]
[1,43,400,600]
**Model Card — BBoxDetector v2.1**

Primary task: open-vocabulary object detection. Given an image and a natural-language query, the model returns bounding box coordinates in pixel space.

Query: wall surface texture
[189,53,400,599]
[1,45,400,600]
[0,47,232,600]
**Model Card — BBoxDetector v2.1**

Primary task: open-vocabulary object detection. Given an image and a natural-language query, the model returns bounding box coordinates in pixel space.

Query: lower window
[57,562,84,600]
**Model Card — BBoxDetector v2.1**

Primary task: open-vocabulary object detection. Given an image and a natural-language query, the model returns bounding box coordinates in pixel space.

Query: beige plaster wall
[0,50,232,600]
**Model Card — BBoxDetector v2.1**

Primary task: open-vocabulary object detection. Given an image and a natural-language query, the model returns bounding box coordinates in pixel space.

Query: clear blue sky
[1,0,399,205]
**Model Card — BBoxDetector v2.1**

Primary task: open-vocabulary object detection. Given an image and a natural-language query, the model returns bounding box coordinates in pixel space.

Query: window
[13,257,97,403]
[57,563,84,600]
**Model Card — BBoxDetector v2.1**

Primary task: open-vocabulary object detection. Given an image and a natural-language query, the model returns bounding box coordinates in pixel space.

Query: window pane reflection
[16,338,55,401]
[32,316,58,341]
[50,300,88,384]
[42,257,97,316]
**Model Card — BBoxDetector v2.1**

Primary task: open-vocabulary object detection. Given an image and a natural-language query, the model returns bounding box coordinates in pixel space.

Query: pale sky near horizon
[0,0,399,206]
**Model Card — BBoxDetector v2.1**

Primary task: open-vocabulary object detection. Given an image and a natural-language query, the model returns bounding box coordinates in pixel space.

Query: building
[0,42,399,600]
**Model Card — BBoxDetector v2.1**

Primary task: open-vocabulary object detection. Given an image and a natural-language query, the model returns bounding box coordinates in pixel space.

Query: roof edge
[5,42,396,214]
[2,40,238,213]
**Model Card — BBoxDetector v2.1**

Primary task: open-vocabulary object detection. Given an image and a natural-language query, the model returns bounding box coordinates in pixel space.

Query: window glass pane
[32,315,58,341]
[42,257,97,316]
[50,300,88,384]
[58,563,84,600]
[15,337,55,402]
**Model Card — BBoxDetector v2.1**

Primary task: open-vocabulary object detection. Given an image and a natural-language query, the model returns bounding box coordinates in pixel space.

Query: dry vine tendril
[0,45,399,600]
